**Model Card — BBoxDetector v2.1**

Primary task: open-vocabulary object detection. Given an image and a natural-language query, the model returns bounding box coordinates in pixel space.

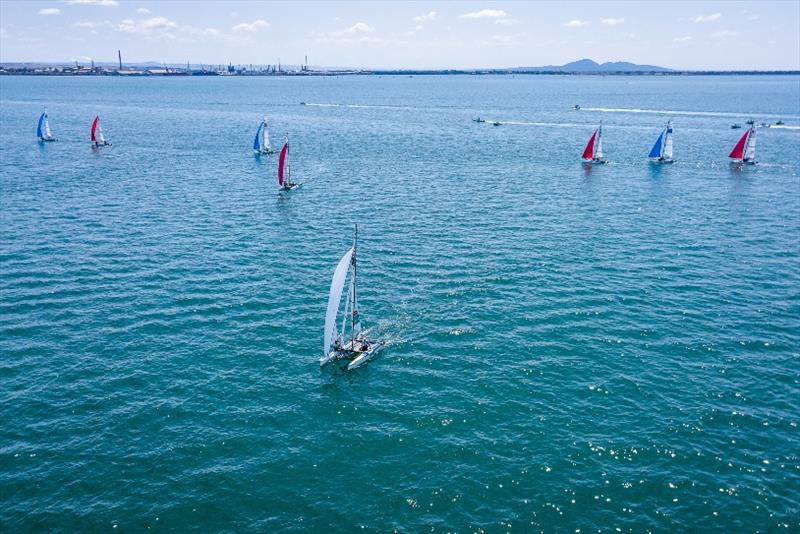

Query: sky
[1,1,799,70]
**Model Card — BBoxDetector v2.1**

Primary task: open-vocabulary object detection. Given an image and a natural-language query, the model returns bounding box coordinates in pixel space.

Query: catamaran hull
[582,159,607,165]
[649,158,675,164]
[730,160,756,165]
[39,138,57,143]
[320,340,385,370]
[279,183,299,191]
[255,149,275,155]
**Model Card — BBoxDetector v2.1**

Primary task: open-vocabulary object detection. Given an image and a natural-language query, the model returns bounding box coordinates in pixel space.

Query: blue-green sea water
[1,75,799,532]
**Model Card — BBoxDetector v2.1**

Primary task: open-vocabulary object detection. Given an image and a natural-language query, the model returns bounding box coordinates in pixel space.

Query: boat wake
[302,102,419,111]
[580,107,800,120]
[769,124,800,130]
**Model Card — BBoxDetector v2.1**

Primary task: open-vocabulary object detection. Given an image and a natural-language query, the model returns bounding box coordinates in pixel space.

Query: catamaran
[253,117,273,155]
[729,126,756,164]
[581,124,607,164]
[37,110,56,142]
[277,136,298,190]
[321,225,384,370]
[90,115,111,148]
[648,120,675,163]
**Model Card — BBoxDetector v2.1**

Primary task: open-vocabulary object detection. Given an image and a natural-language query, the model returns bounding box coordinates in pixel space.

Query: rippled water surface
[1,75,799,531]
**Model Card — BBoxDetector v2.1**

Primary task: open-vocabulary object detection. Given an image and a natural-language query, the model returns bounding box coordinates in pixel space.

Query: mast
[352,224,357,348]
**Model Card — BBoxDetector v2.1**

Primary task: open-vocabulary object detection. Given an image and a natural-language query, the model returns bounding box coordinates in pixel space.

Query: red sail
[91,116,99,143]
[277,142,288,185]
[582,129,598,159]
[729,129,749,160]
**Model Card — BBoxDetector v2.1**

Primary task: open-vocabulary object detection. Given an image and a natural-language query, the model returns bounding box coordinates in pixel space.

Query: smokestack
[118,50,122,70]
[305,55,308,71]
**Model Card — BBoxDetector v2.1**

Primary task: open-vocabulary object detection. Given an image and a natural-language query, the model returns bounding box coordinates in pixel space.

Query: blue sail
[253,122,263,151]
[648,129,664,158]
[37,112,45,139]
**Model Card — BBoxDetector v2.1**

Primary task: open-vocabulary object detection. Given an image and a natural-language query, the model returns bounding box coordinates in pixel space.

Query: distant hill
[512,58,672,73]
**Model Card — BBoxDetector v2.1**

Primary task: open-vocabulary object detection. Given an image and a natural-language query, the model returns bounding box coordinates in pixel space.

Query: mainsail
[278,141,289,186]
[44,115,52,139]
[324,248,355,357]
[595,125,604,159]
[91,116,106,145]
[743,127,756,161]
[663,121,674,159]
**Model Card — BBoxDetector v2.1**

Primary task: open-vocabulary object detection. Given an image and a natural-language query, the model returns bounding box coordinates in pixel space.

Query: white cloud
[693,13,721,23]
[231,19,269,32]
[712,30,738,38]
[673,36,692,42]
[39,8,61,15]
[344,22,374,33]
[66,0,118,6]
[136,7,150,14]
[412,11,436,23]
[563,19,588,28]
[460,9,506,19]
[600,18,624,26]
[495,18,517,25]
[73,20,108,28]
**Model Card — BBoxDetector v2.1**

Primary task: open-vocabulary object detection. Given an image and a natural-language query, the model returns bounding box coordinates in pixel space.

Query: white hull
[582,158,607,165]
[255,148,274,155]
[649,157,675,164]
[279,183,299,191]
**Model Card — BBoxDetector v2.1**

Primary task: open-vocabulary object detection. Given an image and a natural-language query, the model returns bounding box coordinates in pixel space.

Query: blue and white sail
[253,117,272,154]
[37,110,55,142]
[649,120,674,162]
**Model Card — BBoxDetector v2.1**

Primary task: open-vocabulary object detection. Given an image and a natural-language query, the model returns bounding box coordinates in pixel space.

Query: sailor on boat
[572,104,581,111]
[321,224,385,371]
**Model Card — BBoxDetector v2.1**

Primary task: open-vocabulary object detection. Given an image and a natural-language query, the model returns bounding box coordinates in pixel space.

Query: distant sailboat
[321,224,384,370]
[253,117,273,155]
[729,126,756,164]
[581,124,607,164]
[648,120,675,163]
[37,110,56,142]
[277,136,298,190]
[91,116,111,148]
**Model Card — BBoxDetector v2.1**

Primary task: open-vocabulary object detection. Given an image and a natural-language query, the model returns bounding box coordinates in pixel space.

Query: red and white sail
[729,127,756,162]
[582,126,603,161]
[91,115,106,146]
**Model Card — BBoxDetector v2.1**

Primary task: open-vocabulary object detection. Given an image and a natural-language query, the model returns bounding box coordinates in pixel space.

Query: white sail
[324,248,354,357]
[744,127,756,161]
[98,121,106,144]
[663,121,673,159]
[595,126,604,159]
[263,119,271,151]
[44,117,53,139]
